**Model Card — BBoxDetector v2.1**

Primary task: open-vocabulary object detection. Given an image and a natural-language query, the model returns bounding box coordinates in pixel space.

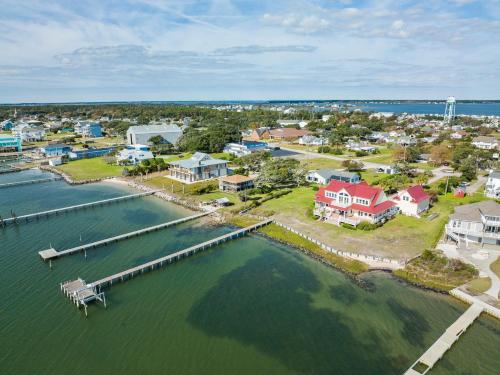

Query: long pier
[403,303,483,375]
[1,190,163,226]
[60,219,272,314]
[39,211,210,261]
[0,176,63,189]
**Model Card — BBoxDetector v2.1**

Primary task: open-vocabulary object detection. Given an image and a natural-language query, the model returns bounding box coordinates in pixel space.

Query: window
[355,198,369,205]
[403,195,410,201]
[325,191,337,199]
[338,192,350,205]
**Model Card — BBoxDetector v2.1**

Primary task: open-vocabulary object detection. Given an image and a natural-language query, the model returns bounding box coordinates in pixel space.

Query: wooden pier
[1,190,163,226]
[60,219,272,313]
[403,303,483,375]
[39,211,210,261]
[0,176,63,189]
[60,278,106,317]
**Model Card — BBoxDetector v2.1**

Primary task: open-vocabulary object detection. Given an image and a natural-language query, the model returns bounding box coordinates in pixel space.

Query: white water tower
[444,96,456,125]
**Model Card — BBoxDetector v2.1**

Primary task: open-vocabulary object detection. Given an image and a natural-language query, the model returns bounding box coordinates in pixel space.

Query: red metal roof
[315,180,396,215]
[404,185,430,203]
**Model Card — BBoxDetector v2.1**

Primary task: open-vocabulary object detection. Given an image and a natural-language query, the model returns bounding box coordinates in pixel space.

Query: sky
[0,0,499,103]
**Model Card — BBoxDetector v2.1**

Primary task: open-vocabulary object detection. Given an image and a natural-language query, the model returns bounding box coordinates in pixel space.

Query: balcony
[446,225,500,239]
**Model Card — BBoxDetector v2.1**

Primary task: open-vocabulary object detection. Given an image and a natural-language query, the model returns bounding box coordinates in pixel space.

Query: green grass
[258,223,368,274]
[491,256,500,278]
[158,153,193,163]
[299,158,343,170]
[363,153,395,164]
[466,277,492,294]
[249,186,487,259]
[55,157,124,181]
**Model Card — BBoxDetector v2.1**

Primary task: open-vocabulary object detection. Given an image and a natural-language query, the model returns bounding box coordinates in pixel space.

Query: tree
[459,158,477,181]
[148,135,165,145]
[341,160,364,171]
[451,145,474,170]
[393,145,420,163]
[256,158,305,188]
[236,151,270,172]
[430,143,451,166]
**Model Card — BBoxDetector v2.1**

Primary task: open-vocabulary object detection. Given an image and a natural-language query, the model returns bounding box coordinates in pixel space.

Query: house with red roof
[314,180,398,226]
[393,185,430,217]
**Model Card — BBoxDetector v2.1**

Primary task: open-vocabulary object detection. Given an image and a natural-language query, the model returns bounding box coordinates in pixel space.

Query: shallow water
[0,170,499,375]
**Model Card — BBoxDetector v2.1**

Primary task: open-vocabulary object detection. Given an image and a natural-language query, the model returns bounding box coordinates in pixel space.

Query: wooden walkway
[39,212,210,260]
[60,219,272,315]
[0,190,163,226]
[0,176,63,189]
[403,303,483,375]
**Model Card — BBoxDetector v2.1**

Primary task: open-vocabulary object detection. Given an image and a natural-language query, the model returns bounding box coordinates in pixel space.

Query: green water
[1,171,499,375]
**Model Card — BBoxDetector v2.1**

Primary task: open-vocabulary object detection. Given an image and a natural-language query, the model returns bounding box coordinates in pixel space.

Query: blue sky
[0,0,499,102]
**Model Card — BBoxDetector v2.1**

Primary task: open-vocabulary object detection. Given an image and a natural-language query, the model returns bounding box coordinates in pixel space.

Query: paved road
[425,166,461,184]
[466,175,487,194]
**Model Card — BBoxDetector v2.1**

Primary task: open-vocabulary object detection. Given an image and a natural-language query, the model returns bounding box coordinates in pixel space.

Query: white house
[126,124,183,146]
[393,185,430,217]
[117,144,154,165]
[485,171,500,198]
[298,135,327,146]
[12,123,45,142]
[445,200,500,247]
[306,169,361,185]
[471,136,498,150]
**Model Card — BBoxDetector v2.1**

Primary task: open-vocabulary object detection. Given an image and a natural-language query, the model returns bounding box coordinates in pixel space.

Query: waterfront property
[68,147,116,160]
[168,152,228,182]
[117,144,154,165]
[74,121,102,138]
[484,171,500,198]
[39,143,72,157]
[126,124,182,146]
[471,136,498,150]
[314,180,398,226]
[445,200,500,246]
[0,135,22,153]
[393,185,430,217]
[223,141,268,157]
[306,169,361,185]
[12,123,45,141]
[219,174,254,192]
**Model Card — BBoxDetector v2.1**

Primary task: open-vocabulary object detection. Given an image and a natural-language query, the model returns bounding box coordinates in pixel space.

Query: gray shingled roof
[314,169,358,180]
[451,200,500,221]
[169,152,228,169]
[489,171,500,179]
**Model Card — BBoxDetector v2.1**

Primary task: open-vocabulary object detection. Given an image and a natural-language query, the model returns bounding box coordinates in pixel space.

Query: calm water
[1,171,499,375]
[355,102,500,116]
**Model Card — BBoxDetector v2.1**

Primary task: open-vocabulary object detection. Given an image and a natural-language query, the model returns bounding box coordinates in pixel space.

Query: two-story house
[485,171,500,198]
[445,200,500,247]
[471,136,498,150]
[168,152,228,182]
[314,180,398,226]
[392,185,430,217]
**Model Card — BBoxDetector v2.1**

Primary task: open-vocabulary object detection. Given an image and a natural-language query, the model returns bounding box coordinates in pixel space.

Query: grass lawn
[249,186,486,259]
[299,158,343,170]
[363,153,395,164]
[465,277,492,294]
[55,157,124,181]
[491,256,500,278]
[158,153,193,163]
[359,170,388,184]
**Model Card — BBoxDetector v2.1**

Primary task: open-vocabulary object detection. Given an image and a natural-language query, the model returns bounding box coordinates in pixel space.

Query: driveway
[428,166,461,184]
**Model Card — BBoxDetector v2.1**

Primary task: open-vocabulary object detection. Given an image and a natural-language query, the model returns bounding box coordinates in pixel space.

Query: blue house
[1,120,14,131]
[0,135,22,152]
[74,121,103,138]
[40,143,72,157]
[69,147,115,160]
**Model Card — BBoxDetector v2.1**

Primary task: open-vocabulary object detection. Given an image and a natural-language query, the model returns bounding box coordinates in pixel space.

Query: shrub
[311,185,319,191]
[330,148,343,155]
[341,223,357,230]
[357,221,380,231]
[355,150,369,157]
[318,146,331,153]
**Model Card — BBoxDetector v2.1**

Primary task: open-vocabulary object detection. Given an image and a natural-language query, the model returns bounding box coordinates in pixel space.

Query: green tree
[256,158,305,188]
[459,158,477,181]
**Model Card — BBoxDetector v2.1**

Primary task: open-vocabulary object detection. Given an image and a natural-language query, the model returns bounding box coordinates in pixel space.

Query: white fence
[272,220,404,268]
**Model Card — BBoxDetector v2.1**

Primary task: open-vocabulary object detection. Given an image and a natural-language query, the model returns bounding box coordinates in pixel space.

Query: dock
[60,219,272,314]
[60,278,106,317]
[0,176,63,189]
[0,190,163,226]
[39,211,210,261]
[403,303,483,375]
